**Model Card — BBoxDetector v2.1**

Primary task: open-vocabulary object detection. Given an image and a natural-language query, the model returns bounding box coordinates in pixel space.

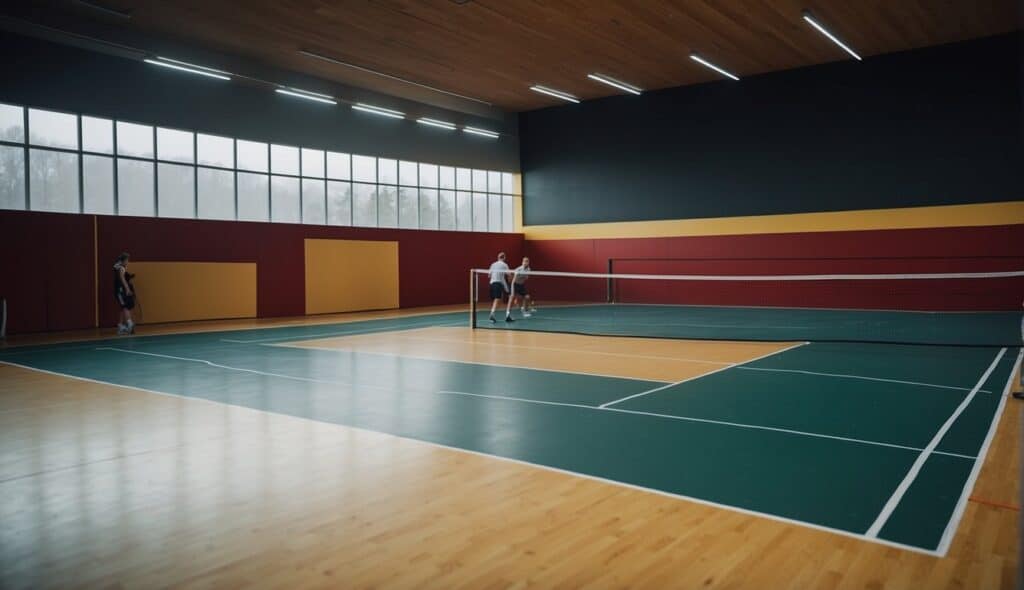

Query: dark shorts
[116,291,136,310]
[513,283,528,296]
[489,282,507,300]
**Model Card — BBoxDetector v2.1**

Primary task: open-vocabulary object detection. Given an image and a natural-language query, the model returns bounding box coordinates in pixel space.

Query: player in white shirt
[506,257,536,318]
[486,252,513,323]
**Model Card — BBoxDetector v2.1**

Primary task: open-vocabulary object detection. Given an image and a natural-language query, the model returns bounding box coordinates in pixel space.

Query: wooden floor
[0,311,1020,589]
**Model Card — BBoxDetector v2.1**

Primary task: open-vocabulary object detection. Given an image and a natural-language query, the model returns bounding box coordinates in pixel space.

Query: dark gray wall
[0,31,519,171]
[519,33,1022,226]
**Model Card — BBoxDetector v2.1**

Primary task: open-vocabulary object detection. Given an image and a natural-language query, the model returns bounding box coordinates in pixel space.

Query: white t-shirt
[488,260,510,284]
[513,265,530,284]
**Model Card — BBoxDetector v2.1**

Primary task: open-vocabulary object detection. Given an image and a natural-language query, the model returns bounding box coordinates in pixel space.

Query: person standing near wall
[114,252,136,335]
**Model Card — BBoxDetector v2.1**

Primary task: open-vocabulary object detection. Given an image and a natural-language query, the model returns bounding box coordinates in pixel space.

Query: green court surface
[2,309,1021,555]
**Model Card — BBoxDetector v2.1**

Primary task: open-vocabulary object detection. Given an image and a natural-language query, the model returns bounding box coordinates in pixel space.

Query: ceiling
[4,0,1020,113]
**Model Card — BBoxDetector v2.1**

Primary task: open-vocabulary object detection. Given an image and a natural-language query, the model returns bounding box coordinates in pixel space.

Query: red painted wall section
[0,211,95,334]
[1,210,522,334]
[525,224,1024,311]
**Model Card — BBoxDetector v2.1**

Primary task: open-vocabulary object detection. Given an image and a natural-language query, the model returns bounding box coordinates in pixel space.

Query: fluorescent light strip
[689,54,740,81]
[144,59,230,81]
[587,73,641,95]
[463,126,499,138]
[802,12,862,61]
[417,117,456,130]
[299,50,493,106]
[352,103,405,119]
[529,85,580,104]
[275,88,337,105]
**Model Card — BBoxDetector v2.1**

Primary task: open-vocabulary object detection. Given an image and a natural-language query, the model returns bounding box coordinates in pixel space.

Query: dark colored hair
[117,252,130,262]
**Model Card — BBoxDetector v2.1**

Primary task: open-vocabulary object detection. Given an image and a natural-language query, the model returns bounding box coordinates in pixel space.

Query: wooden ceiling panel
[6,0,1020,112]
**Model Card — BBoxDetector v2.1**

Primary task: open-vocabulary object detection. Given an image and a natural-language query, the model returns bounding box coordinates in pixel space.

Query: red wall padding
[525,224,1024,311]
[1,210,522,334]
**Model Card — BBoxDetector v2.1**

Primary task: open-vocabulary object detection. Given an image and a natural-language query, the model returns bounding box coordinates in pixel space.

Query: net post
[469,269,477,329]
[606,259,614,303]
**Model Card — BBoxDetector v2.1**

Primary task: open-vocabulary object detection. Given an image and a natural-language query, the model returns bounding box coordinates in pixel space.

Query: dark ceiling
[3,0,1020,114]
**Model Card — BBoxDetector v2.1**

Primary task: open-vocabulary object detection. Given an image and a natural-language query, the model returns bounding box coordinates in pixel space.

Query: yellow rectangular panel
[129,261,257,324]
[305,239,399,315]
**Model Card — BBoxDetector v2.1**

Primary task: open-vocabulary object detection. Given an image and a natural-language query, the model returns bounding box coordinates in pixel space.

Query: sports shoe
[489,316,496,324]
[505,316,515,323]
[523,312,532,317]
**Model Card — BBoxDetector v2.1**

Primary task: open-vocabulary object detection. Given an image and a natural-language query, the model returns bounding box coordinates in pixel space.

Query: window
[326,152,350,180]
[116,122,154,158]
[157,162,195,218]
[301,148,325,178]
[0,103,24,142]
[29,109,78,150]
[501,172,515,195]
[352,155,376,183]
[472,169,487,192]
[301,178,326,224]
[29,149,79,213]
[398,187,418,229]
[438,190,456,230]
[472,192,487,231]
[419,163,438,188]
[377,157,398,185]
[327,180,352,225]
[488,193,502,232]
[502,195,514,232]
[270,144,299,176]
[378,184,397,227]
[488,170,501,194]
[398,160,417,186]
[270,175,300,223]
[352,183,377,227]
[83,154,114,214]
[198,134,234,168]
[456,191,472,231]
[439,166,455,190]
[237,140,268,172]
[0,145,25,210]
[237,172,269,222]
[198,168,235,219]
[456,167,472,191]
[81,116,113,154]
[157,128,194,163]
[419,188,438,230]
[117,159,155,216]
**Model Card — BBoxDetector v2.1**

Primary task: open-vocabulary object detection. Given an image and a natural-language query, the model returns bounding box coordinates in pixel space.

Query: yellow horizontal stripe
[523,201,1024,241]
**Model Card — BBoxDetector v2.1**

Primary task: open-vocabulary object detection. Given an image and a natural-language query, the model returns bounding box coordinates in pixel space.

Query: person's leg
[489,297,500,321]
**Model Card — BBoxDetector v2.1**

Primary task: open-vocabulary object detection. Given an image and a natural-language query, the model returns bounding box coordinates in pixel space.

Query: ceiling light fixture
[417,117,456,130]
[688,54,740,81]
[463,126,499,138]
[352,103,406,119]
[529,85,580,104]
[802,11,862,61]
[144,57,230,81]
[275,87,337,105]
[586,73,641,95]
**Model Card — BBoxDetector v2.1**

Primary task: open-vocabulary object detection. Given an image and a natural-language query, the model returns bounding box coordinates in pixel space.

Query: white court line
[438,390,975,460]
[863,347,1007,539]
[393,333,744,365]
[0,356,968,556]
[735,366,992,393]
[599,341,810,408]
[527,314,812,331]
[221,321,464,344]
[934,348,1024,556]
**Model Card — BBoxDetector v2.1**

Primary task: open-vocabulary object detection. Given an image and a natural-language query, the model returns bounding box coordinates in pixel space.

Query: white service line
[863,347,1007,538]
[599,341,810,408]
[934,347,1024,556]
[735,366,991,393]
[221,321,463,344]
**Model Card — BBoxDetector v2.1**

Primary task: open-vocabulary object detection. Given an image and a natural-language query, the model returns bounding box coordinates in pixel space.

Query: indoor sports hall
[0,2,1021,589]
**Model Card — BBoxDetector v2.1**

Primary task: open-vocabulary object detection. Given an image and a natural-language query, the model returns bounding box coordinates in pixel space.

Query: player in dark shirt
[113,252,136,335]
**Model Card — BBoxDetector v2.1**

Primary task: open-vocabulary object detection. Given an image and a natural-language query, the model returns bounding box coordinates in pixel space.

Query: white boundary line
[864,348,1007,538]
[221,321,465,344]
[0,356,952,556]
[735,366,991,393]
[471,268,1024,281]
[933,348,1024,556]
[600,341,810,408]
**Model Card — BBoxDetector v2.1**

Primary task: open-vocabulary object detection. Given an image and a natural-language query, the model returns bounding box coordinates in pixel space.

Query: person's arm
[119,267,133,296]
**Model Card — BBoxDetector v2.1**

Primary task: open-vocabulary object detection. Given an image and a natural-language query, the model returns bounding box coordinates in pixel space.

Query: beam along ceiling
[4,0,1019,113]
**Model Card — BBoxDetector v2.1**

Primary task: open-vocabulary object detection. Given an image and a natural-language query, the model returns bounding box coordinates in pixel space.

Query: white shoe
[117,325,128,335]
[523,312,532,317]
